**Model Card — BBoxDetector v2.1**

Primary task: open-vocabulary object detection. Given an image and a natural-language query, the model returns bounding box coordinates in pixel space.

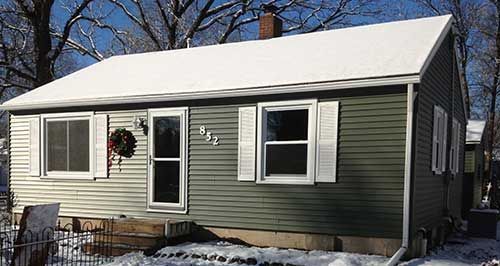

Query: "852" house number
[199,126,220,146]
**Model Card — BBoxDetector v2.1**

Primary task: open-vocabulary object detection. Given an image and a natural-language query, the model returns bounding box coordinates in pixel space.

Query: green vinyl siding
[412,33,466,234]
[10,92,406,239]
[188,93,406,238]
[464,144,484,210]
[464,149,475,173]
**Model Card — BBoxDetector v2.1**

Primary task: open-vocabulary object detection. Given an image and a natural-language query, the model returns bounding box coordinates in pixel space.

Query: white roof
[466,120,486,144]
[2,15,453,110]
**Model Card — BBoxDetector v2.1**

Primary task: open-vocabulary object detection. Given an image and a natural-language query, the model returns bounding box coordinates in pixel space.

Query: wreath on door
[108,128,137,170]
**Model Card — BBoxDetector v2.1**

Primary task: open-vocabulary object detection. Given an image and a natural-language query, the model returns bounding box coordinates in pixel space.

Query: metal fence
[0,217,114,266]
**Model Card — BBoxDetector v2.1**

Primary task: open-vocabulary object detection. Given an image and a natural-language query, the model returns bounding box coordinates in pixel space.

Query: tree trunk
[487,1,500,208]
[32,0,55,88]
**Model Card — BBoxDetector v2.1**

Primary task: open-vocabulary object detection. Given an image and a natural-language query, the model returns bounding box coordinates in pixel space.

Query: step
[112,218,165,236]
[84,243,150,257]
[84,218,193,257]
[95,233,162,247]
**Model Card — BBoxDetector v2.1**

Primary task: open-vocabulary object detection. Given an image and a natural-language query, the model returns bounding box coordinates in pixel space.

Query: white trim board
[2,75,420,111]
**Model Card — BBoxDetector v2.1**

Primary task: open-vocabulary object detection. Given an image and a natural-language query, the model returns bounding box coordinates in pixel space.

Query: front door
[147,108,187,213]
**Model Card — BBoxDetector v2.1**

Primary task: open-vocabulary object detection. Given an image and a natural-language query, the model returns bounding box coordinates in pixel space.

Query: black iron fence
[0,217,114,266]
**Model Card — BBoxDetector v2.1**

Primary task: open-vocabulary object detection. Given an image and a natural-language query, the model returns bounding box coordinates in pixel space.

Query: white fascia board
[419,16,468,122]
[453,38,470,121]
[418,17,453,79]
[1,75,420,111]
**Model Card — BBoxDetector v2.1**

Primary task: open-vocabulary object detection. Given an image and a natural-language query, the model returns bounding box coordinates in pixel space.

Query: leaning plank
[11,203,60,266]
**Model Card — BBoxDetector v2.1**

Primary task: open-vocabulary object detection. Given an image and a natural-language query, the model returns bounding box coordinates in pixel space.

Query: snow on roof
[2,15,453,110]
[467,120,486,144]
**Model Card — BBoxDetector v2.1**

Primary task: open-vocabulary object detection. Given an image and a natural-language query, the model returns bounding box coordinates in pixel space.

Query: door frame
[147,107,188,214]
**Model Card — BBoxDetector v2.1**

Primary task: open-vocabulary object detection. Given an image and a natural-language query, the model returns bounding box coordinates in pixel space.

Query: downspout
[387,83,415,266]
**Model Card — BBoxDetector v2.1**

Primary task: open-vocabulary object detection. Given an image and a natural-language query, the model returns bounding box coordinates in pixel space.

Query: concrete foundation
[13,214,402,257]
[201,227,401,257]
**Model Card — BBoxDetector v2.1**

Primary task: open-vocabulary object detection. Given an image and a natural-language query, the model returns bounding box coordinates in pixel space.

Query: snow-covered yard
[106,242,388,266]
[106,222,500,266]
[402,222,500,266]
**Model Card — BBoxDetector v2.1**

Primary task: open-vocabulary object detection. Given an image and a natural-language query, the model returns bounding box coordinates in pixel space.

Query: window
[257,100,317,184]
[432,105,448,174]
[450,118,461,175]
[42,113,93,177]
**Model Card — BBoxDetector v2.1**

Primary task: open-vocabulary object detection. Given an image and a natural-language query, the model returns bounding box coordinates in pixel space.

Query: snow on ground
[105,241,389,266]
[402,222,500,266]
[106,222,500,266]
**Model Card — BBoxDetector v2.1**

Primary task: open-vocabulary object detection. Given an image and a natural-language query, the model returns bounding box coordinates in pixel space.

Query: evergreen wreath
[108,128,137,171]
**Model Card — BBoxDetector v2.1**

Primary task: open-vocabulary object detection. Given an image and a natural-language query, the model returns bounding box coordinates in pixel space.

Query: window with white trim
[432,105,448,174]
[42,113,93,177]
[449,118,461,175]
[257,100,317,184]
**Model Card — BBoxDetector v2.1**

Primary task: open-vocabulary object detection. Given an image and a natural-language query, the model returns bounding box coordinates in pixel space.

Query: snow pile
[105,241,389,266]
[402,222,500,266]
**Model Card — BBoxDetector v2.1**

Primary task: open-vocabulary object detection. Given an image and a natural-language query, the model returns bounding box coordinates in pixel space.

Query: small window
[257,100,317,184]
[432,105,448,174]
[43,113,93,177]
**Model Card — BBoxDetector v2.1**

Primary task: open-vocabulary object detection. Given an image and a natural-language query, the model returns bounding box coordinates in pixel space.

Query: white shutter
[28,116,40,176]
[237,107,257,181]
[440,112,448,173]
[94,114,108,178]
[431,106,440,173]
[316,101,339,183]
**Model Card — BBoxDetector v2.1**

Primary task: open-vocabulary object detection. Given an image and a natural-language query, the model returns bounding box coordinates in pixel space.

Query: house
[463,120,486,217]
[1,12,467,262]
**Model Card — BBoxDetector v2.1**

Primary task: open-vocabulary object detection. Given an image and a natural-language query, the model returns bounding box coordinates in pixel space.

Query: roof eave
[1,74,420,111]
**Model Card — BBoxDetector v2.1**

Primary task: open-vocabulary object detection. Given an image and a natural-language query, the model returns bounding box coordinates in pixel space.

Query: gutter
[1,75,419,111]
[387,83,415,266]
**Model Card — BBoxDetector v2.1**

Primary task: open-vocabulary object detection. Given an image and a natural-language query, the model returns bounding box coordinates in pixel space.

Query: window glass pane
[154,161,180,203]
[267,109,308,141]
[154,117,180,158]
[265,144,307,176]
[47,121,67,171]
[68,120,89,171]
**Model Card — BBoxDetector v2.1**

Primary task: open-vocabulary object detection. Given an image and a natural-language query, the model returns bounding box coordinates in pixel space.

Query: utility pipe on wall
[386,83,415,266]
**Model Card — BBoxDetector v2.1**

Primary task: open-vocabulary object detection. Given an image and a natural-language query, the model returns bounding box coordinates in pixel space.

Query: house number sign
[199,126,220,146]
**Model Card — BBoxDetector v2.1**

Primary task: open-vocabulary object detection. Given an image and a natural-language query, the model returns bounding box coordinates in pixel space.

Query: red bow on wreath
[108,128,137,171]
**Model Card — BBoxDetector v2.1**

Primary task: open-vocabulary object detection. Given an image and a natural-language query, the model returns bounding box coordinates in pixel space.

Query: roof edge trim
[2,74,420,111]
[418,15,453,78]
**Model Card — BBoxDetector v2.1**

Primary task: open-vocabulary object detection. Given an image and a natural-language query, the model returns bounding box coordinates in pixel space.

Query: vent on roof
[259,4,282,39]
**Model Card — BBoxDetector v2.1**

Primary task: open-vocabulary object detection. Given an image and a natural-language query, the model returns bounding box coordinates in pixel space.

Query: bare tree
[0,0,125,95]
[463,0,500,206]
[414,0,485,116]
[109,0,381,52]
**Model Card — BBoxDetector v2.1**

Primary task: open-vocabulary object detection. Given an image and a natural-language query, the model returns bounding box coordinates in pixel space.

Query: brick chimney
[259,4,282,39]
